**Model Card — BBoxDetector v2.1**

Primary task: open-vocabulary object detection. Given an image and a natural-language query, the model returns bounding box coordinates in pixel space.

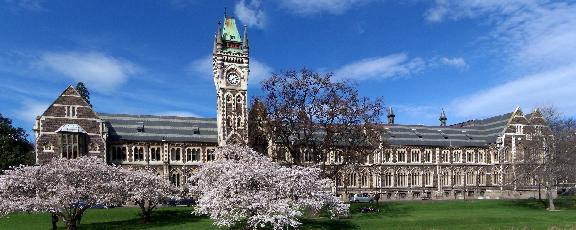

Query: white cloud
[37,51,140,93]
[450,65,576,118]
[278,0,371,15]
[440,57,467,68]
[5,0,46,11]
[334,53,426,81]
[235,0,267,29]
[156,111,202,118]
[187,54,273,85]
[15,100,49,124]
[427,1,576,117]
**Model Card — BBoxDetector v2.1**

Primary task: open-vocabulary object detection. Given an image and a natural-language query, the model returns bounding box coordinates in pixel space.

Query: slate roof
[97,111,514,147]
[384,112,512,147]
[98,113,218,143]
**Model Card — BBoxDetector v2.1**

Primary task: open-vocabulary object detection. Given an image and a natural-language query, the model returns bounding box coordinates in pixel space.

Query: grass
[1,197,575,230]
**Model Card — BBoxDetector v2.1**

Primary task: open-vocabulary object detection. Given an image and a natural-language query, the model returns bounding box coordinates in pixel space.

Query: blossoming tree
[189,145,349,230]
[124,167,180,222]
[0,156,127,230]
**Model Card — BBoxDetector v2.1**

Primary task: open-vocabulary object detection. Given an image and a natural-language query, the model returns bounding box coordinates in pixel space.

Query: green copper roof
[222,17,242,43]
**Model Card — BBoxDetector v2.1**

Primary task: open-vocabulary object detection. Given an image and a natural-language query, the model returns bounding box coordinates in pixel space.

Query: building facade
[33,15,549,199]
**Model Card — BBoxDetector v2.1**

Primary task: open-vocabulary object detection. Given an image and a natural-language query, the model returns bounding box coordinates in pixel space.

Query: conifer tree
[75,82,91,107]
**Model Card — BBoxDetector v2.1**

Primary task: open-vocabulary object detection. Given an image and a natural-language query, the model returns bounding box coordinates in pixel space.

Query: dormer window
[137,122,145,132]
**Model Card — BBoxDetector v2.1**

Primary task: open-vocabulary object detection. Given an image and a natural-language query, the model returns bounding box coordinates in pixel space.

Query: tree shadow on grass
[78,209,209,230]
[505,199,548,210]
[350,202,414,218]
[300,218,358,230]
[503,197,576,211]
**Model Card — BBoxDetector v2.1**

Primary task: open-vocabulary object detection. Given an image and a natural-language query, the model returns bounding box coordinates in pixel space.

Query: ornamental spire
[440,109,447,127]
[387,107,395,125]
[243,25,249,51]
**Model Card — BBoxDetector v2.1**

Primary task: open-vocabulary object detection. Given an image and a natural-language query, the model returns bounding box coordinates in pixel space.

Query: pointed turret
[243,25,249,53]
[214,21,222,54]
[387,107,395,125]
[439,109,447,127]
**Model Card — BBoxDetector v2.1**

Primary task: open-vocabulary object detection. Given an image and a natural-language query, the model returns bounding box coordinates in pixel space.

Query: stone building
[338,107,550,200]
[33,14,550,199]
[33,15,249,186]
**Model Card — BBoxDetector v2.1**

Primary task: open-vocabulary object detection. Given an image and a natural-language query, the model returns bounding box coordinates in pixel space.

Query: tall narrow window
[134,147,145,161]
[170,148,181,161]
[186,148,201,162]
[150,147,161,161]
[170,173,181,187]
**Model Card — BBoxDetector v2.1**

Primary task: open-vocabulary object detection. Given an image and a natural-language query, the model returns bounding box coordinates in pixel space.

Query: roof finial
[224,7,227,17]
[387,107,395,125]
[440,108,447,127]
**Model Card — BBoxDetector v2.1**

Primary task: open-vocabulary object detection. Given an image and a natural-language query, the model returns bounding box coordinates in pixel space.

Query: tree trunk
[547,189,556,211]
[538,183,542,201]
[66,219,77,230]
[144,210,151,222]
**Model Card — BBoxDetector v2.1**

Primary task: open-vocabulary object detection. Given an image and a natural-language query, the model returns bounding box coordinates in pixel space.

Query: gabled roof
[99,113,217,143]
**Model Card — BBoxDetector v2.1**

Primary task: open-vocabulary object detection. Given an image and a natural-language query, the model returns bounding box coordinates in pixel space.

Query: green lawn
[1,198,575,229]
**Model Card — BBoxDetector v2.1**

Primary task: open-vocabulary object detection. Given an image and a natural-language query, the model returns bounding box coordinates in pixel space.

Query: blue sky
[1,0,576,139]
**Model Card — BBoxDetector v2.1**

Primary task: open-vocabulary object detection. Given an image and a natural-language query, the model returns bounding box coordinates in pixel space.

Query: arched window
[466,171,476,185]
[410,149,420,163]
[492,170,500,185]
[170,148,181,161]
[384,149,392,163]
[423,171,433,186]
[360,173,370,188]
[423,149,433,163]
[150,147,161,161]
[479,171,486,185]
[442,150,450,163]
[397,171,407,187]
[397,149,406,163]
[134,146,145,161]
[186,148,201,162]
[384,171,393,187]
[410,171,421,187]
[170,172,181,187]
[206,148,216,161]
[441,170,451,186]
[453,171,463,186]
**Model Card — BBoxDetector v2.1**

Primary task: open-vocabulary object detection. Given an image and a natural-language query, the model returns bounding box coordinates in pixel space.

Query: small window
[206,148,216,161]
[137,122,145,132]
[65,106,78,118]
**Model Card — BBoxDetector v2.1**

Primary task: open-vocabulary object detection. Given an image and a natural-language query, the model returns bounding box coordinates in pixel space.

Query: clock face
[227,73,239,85]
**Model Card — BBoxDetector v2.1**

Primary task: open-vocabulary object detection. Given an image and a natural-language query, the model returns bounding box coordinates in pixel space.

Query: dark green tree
[76,82,92,107]
[0,113,34,170]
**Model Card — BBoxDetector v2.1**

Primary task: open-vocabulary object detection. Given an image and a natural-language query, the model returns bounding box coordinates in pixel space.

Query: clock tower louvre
[213,14,249,146]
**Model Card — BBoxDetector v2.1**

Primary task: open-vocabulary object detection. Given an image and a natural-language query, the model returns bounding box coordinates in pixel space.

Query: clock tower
[213,15,249,146]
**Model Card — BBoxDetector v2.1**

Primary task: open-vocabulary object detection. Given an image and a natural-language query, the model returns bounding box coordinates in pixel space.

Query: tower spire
[243,25,249,52]
[387,107,395,125]
[439,109,447,127]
